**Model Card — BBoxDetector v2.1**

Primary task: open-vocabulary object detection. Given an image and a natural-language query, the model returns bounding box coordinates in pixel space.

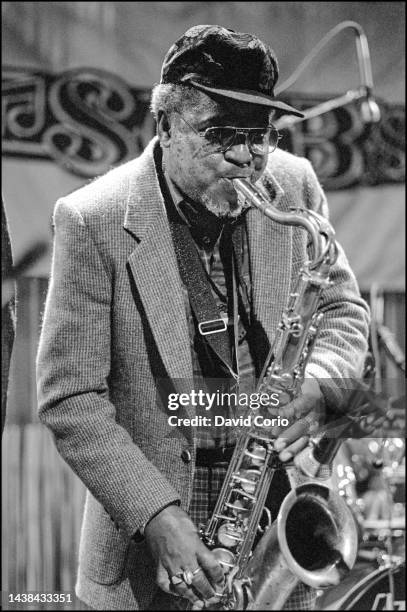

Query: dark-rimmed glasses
[174,112,280,155]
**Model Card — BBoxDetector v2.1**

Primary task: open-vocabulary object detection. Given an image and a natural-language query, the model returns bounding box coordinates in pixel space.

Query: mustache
[222,173,262,187]
[223,173,253,181]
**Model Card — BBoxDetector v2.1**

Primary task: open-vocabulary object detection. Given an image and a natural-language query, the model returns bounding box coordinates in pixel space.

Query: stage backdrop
[1,1,405,290]
[1,4,405,603]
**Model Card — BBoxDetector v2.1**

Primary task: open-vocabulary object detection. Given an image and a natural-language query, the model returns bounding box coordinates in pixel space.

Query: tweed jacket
[36,137,369,610]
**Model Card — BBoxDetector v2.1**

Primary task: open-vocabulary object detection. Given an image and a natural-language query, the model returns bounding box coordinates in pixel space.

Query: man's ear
[157,110,171,148]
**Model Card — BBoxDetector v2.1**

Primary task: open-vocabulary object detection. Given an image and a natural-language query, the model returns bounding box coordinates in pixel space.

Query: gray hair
[150,83,275,127]
[150,83,213,122]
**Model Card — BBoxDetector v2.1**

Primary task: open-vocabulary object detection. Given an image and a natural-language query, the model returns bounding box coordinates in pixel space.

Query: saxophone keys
[231,486,257,501]
[217,522,243,548]
[244,443,267,467]
[211,547,236,573]
[227,498,251,518]
[235,468,261,494]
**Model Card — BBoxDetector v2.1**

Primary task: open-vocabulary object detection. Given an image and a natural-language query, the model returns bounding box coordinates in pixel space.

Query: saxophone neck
[233,177,338,270]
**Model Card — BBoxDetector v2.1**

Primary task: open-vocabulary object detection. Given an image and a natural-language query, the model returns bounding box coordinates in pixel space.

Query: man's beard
[193,187,250,219]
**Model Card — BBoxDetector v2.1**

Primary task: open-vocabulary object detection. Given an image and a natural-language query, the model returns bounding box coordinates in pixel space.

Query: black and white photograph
[2,2,405,611]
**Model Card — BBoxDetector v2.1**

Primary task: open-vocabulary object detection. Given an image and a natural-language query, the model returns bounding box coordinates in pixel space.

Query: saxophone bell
[243,482,358,610]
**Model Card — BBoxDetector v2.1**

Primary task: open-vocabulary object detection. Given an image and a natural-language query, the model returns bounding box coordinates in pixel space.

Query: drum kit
[316,286,405,610]
[315,437,405,610]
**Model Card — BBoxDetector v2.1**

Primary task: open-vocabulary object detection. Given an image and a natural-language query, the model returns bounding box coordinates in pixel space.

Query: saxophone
[198,177,359,610]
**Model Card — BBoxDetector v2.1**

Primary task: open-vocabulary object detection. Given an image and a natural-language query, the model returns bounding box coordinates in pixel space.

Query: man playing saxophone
[36,25,370,610]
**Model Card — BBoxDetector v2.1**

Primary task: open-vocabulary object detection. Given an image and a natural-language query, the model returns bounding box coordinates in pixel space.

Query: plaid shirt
[165,174,256,448]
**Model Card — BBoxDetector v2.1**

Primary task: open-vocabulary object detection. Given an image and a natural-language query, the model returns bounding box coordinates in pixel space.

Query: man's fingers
[280,379,325,421]
[278,435,309,462]
[274,416,313,452]
[156,561,173,594]
[190,567,218,601]
[198,549,225,590]
[173,584,201,605]
[157,561,203,606]
[167,573,202,605]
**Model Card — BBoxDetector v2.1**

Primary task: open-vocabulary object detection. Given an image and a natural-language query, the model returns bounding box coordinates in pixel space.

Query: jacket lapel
[123,143,293,388]
[246,171,293,349]
[124,140,193,383]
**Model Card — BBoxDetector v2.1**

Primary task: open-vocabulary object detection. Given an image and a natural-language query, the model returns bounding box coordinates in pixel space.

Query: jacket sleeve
[300,161,371,409]
[36,199,180,538]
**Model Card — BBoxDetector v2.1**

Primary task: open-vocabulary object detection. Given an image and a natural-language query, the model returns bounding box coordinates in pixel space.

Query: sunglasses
[175,112,280,155]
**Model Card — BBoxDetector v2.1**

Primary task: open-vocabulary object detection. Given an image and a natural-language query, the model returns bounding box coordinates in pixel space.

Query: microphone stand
[370,439,399,611]
[369,284,403,610]
[273,20,381,131]
[274,86,380,131]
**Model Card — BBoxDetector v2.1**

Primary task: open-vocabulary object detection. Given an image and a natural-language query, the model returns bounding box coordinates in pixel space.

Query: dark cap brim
[187,79,304,117]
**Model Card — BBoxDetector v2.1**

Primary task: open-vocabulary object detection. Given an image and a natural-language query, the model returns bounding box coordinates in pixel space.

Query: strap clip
[198,317,228,336]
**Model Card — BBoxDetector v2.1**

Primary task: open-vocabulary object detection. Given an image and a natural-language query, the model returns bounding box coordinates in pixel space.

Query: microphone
[359,89,381,124]
[274,20,381,129]
[294,433,342,480]
[294,380,389,480]
[354,21,381,123]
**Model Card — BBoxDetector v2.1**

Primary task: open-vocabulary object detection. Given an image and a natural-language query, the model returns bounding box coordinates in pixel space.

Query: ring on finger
[183,569,195,585]
[183,566,202,585]
[170,574,184,586]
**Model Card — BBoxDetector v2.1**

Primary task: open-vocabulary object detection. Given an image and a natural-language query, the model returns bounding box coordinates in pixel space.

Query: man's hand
[144,504,225,609]
[273,378,325,462]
